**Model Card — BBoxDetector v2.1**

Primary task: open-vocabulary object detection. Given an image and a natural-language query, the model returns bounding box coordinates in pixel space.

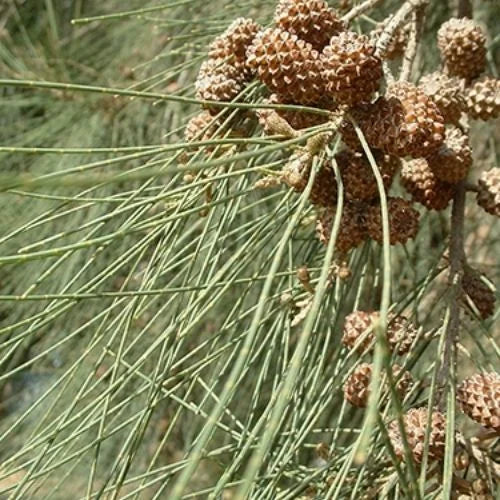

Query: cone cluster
[342,310,418,355]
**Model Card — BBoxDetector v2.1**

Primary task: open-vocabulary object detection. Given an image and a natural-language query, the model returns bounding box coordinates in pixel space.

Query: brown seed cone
[274,0,345,51]
[309,162,338,207]
[322,31,383,105]
[335,149,399,202]
[208,18,261,79]
[266,93,336,130]
[184,110,224,150]
[419,71,466,125]
[195,59,244,111]
[372,82,446,158]
[466,77,500,121]
[338,102,374,151]
[477,167,500,217]
[462,266,495,320]
[366,197,420,245]
[281,153,338,207]
[316,203,367,253]
[344,362,413,408]
[246,27,325,104]
[371,22,410,60]
[342,310,418,355]
[457,372,500,431]
[388,408,446,463]
[438,18,487,81]
[401,158,455,210]
[427,127,472,184]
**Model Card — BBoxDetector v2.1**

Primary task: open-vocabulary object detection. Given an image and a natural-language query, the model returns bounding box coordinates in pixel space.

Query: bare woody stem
[341,0,384,23]
[375,0,429,59]
[437,0,472,401]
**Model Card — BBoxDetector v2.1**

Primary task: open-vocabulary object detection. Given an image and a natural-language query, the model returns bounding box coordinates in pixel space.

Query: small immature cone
[322,31,383,105]
[343,362,413,408]
[365,197,420,246]
[437,18,487,81]
[419,71,466,125]
[316,203,367,253]
[388,408,446,463]
[461,266,495,320]
[246,27,325,104]
[274,0,345,51]
[476,167,500,217]
[457,372,500,432]
[401,158,455,211]
[426,127,472,184]
[466,77,500,121]
[342,310,418,355]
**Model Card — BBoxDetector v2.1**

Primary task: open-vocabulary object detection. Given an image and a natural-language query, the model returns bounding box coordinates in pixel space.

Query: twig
[341,0,384,24]
[437,0,472,409]
[375,0,429,59]
[400,6,425,81]
[457,0,473,19]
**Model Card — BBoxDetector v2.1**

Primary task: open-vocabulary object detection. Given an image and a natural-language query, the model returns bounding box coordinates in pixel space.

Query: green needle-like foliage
[0,1,498,499]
